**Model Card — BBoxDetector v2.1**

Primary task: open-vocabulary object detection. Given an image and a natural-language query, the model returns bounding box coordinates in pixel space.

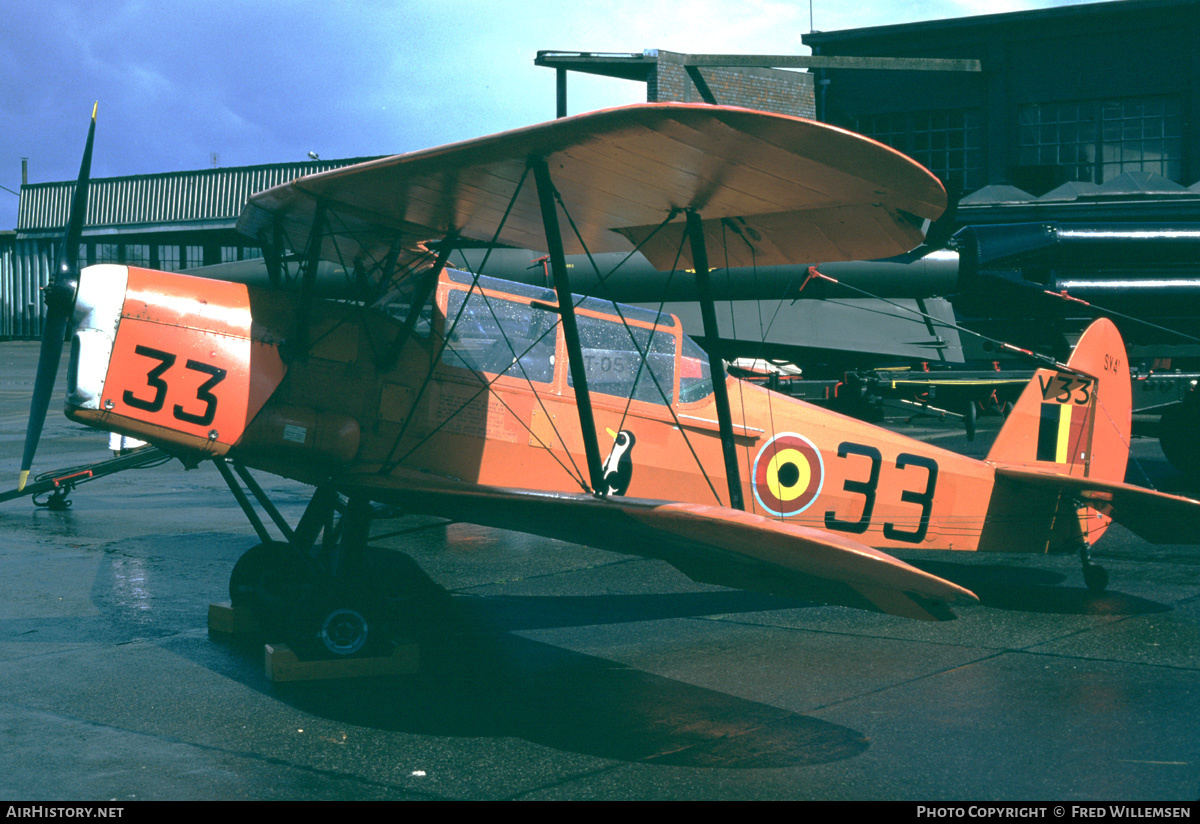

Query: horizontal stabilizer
[350,473,977,621]
[994,466,1200,545]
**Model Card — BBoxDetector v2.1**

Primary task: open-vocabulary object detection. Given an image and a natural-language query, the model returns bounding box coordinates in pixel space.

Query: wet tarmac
[1,340,1198,801]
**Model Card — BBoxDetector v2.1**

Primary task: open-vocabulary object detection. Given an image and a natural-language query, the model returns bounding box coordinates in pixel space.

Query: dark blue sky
[0,0,1096,229]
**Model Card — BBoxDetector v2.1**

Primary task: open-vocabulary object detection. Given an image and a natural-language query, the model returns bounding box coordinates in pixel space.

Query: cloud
[0,0,1101,229]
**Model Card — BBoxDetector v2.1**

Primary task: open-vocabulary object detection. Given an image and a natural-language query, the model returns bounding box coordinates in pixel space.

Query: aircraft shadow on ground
[208,549,867,769]
[218,546,1165,769]
[907,560,1171,616]
[12,525,863,770]
[81,532,1181,769]
[272,627,868,770]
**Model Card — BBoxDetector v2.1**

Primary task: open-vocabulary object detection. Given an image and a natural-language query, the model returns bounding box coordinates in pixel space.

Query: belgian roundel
[752,433,824,517]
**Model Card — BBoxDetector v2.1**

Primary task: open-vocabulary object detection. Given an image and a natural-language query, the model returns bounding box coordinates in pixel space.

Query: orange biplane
[18,103,1200,658]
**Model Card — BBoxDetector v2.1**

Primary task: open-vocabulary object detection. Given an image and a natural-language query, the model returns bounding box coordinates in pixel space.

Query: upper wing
[994,466,1200,544]
[236,103,946,277]
[346,472,977,621]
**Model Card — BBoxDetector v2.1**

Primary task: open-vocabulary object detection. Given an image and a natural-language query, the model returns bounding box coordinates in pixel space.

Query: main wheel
[285,584,388,660]
[229,541,317,634]
[230,542,284,607]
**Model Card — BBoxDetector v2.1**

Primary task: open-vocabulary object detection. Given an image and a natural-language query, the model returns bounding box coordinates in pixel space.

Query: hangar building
[800,0,1200,221]
[5,0,1198,337]
[2,158,374,337]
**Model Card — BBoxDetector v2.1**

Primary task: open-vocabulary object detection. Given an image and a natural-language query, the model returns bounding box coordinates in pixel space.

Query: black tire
[230,542,288,607]
[1083,564,1109,594]
[285,583,388,660]
[229,541,317,634]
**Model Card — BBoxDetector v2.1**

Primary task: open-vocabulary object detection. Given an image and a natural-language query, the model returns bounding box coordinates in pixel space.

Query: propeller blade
[19,103,97,491]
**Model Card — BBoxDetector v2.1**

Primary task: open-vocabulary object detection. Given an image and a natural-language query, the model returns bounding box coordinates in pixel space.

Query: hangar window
[158,245,182,271]
[1018,96,1183,184]
[857,109,984,193]
[568,315,676,406]
[1018,102,1098,184]
[1100,97,1183,182]
[124,244,150,267]
[441,288,558,384]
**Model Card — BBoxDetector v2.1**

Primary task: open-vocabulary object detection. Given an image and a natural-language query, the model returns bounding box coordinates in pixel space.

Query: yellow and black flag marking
[1035,372,1094,465]
[1037,402,1074,463]
[1035,400,1093,465]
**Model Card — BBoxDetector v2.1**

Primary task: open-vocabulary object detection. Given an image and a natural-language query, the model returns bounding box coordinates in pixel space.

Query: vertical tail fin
[987,318,1132,484]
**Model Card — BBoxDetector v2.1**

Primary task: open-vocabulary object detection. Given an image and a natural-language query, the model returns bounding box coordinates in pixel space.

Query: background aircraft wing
[994,466,1200,544]
[236,103,946,279]
[346,472,977,621]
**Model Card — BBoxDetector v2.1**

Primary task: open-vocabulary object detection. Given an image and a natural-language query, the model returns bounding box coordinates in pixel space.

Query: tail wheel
[1083,563,1109,594]
[1078,540,1109,594]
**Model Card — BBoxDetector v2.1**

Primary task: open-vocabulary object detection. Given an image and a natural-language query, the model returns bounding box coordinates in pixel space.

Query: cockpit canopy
[435,269,713,408]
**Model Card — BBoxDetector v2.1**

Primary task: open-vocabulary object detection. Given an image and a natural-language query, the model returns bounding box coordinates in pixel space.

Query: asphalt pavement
[1,340,1197,801]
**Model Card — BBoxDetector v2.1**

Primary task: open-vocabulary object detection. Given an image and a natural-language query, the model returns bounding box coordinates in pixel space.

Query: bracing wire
[553,197,728,506]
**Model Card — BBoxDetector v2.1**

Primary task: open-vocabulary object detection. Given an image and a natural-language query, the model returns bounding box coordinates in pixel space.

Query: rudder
[987,318,1132,484]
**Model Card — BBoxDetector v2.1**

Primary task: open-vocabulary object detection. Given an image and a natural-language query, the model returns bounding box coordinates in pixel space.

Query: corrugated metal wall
[0,235,52,339]
[18,159,376,233]
[6,157,377,337]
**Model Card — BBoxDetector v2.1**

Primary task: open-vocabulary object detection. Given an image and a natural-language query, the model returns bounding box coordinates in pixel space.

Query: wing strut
[295,198,328,353]
[381,232,457,370]
[686,210,744,510]
[531,157,606,493]
[261,222,285,289]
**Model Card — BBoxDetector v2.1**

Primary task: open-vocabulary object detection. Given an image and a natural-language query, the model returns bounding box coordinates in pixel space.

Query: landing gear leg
[229,485,390,659]
[1079,540,1109,594]
[224,474,430,661]
[285,495,389,660]
[228,484,339,635]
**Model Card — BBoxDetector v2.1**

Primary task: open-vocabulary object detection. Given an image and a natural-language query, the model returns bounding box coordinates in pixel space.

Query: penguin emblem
[601,429,637,496]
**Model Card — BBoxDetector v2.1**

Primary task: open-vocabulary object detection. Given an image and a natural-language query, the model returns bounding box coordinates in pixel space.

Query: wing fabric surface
[237,103,946,278]
[348,474,977,621]
[994,466,1200,545]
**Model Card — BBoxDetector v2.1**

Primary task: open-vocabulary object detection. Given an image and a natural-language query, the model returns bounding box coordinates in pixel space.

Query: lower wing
[345,472,978,621]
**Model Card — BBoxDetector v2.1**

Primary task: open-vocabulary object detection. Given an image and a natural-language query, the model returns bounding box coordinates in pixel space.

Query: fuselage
[66,263,1014,554]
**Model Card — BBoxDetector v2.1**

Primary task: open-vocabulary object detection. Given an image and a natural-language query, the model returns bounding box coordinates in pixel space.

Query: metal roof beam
[680,54,981,72]
[535,49,980,76]
[534,51,655,82]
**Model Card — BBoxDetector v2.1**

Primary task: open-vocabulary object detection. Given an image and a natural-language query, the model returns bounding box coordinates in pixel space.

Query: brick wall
[648,57,815,119]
